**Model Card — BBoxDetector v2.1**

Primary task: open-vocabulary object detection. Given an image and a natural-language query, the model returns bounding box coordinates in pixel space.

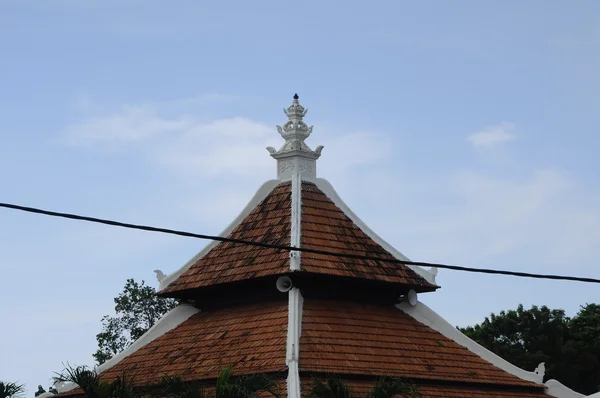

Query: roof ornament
[154,269,167,283]
[267,94,323,180]
[534,362,545,382]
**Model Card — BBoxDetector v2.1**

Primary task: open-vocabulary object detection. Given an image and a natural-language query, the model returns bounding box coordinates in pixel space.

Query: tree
[0,382,25,398]
[460,303,600,395]
[94,278,177,365]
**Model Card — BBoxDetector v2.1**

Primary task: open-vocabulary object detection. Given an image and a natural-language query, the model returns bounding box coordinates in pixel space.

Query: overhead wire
[1,201,599,284]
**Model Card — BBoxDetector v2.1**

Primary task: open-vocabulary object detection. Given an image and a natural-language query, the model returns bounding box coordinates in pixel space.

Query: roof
[309,379,548,398]
[160,182,293,294]
[53,96,589,398]
[99,299,289,385]
[160,179,436,297]
[300,182,432,287]
[299,298,544,390]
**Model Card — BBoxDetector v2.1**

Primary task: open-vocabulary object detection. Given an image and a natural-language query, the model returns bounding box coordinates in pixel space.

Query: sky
[1,0,599,394]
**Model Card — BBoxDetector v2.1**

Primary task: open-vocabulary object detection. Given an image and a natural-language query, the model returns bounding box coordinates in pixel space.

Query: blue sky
[1,0,599,393]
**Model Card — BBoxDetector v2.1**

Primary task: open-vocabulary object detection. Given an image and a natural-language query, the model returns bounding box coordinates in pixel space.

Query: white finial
[266,94,323,180]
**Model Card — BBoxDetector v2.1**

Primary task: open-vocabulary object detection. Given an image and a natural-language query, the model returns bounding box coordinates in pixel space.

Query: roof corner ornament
[534,362,545,382]
[429,266,438,284]
[267,93,323,180]
[154,269,167,283]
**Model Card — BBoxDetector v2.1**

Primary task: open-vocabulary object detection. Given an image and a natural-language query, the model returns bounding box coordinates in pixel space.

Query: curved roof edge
[314,178,438,287]
[545,379,592,398]
[397,300,543,384]
[397,301,594,397]
[157,179,282,292]
[96,303,199,375]
[53,303,199,394]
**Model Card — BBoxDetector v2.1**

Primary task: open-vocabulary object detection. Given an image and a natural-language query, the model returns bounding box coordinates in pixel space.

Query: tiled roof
[162,180,433,296]
[161,182,292,294]
[299,298,544,389]
[300,182,434,288]
[99,300,288,385]
[304,379,548,398]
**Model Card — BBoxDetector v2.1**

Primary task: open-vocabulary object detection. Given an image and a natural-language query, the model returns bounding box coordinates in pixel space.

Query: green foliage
[0,382,25,398]
[306,377,352,398]
[214,366,280,398]
[306,376,420,398]
[158,376,205,398]
[94,278,177,365]
[158,366,279,398]
[366,377,420,398]
[460,303,600,395]
[54,365,139,398]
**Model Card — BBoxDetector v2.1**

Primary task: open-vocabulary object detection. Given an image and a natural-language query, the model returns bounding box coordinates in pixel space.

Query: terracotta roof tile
[300,183,433,288]
[299,299,543,389]
[162,183,292,294]
[100,300,288,385]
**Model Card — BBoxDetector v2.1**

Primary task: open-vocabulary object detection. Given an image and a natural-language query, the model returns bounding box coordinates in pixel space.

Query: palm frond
[0,382,26,398]
[306,377,352,398]
[366,377,420,398]
[214,366,279,398]
[158,375,205,398]
[236,374,279,398]
[54,364,101,398]
[106,372,137,398]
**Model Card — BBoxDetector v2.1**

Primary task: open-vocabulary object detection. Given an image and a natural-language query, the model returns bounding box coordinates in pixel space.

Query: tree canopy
[460,303,600,395]
[94,278,177,365]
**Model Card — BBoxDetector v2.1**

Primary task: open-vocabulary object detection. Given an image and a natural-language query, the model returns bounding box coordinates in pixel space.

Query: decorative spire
[267,94,323,180]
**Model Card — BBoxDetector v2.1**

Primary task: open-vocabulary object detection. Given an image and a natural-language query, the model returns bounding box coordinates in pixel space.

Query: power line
[1,201,599,284]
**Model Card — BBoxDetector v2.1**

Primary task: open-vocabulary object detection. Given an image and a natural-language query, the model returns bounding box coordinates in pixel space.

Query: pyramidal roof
[158,94,438,297]
[54,95,590,398]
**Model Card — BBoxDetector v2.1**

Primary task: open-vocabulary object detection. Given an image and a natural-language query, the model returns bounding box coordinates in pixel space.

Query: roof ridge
[157,179,283,293]
[311,178,438,287]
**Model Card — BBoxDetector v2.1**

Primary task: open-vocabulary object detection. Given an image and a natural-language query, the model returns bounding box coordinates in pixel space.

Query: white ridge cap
[314,178,438,286]
[158,179,281,292]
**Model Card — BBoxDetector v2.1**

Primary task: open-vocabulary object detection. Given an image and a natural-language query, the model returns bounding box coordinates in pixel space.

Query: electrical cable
[1,201,599,284]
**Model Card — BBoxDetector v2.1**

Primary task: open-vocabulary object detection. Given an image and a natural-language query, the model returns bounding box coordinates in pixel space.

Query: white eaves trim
[545,379,595,398]
[397,300,544,384]
[158,180,281,292]
[314,178,438,286]
[97,304,199,373]
[53,304,199,394]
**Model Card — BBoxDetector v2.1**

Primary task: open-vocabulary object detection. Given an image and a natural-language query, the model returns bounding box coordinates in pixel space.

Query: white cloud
[467,122,516,148]
[66,105,192,146]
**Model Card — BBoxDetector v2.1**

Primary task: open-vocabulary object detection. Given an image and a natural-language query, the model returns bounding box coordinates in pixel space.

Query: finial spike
[268,94,323,180]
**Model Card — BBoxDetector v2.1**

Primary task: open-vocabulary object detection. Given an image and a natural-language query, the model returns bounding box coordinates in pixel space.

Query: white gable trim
[396,294,594,397]
[98,304,199,373]
[545,379,587,397]
[290,172,302,271]
[397,300,544,384]
[158,180,281,292]
[54,304,199,394]
[286,287,303,398]
[314,178,438,286]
